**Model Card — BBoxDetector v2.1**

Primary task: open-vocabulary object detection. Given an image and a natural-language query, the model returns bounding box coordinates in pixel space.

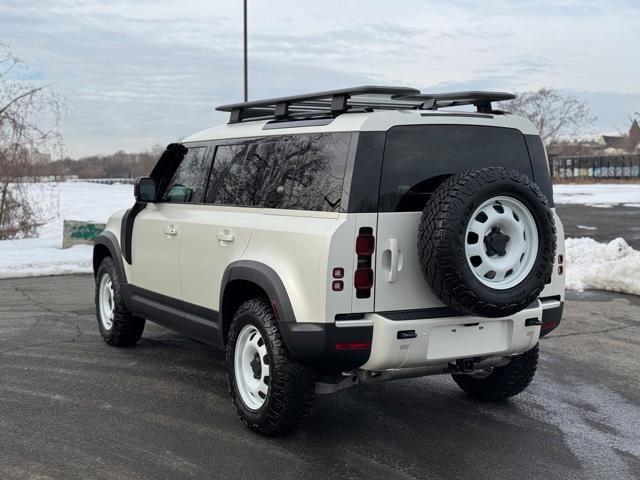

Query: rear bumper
[540,298,564,337]
[281,298,564,373]
[359,302,544,371]
[279,321,373,372]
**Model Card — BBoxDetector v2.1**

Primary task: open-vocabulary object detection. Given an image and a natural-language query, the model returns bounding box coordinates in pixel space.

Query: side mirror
[134,176,156,202]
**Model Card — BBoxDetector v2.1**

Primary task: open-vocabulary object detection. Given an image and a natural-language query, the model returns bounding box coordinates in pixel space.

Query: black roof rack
[216,86,515,123]
[391,91,516,114]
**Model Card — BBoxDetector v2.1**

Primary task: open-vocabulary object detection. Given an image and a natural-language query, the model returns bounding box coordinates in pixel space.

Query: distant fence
[551,154,640,179]
[68,178,136,185]
[19,176,136,184]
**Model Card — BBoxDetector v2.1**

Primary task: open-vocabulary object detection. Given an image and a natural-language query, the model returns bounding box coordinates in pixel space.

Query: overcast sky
[1,0,639,157]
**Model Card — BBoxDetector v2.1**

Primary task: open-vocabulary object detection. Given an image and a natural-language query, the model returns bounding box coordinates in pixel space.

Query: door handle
[386,238,401,283]
[216,231,236,243]
[163,225,178,236]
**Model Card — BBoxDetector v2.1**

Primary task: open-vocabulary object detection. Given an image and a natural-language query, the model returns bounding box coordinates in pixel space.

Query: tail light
[355,227,374,298]
[558,254,564,275]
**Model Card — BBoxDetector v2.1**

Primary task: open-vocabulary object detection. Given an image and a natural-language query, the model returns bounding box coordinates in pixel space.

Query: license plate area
[426,320,511,360]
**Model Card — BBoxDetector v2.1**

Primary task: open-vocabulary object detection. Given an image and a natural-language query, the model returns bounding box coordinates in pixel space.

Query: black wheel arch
[219,261,297,345]
[93,231,128,283]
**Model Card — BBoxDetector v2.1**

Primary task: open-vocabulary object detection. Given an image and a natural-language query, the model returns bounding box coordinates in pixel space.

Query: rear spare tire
[418,168,555,318]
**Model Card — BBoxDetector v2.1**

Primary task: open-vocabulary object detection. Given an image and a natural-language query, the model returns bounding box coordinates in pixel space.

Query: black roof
[216,86,515,124]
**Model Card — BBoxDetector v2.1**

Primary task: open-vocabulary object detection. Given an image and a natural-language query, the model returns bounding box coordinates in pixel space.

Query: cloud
[0,0,638,156]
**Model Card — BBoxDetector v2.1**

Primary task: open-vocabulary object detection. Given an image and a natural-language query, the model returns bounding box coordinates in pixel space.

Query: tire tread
[417,168,556,317]
[226,298,315,436]
[95,256,145,347]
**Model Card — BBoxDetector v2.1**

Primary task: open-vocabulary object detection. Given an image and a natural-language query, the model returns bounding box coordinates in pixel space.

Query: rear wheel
[226,298,315,436]
[452,344,539,401]
[95,257,145,347]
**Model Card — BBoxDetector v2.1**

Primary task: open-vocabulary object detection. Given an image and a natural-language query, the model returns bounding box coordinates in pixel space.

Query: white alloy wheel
[465,196,539,290]
[234,324,270,410]
[98,273,115,330]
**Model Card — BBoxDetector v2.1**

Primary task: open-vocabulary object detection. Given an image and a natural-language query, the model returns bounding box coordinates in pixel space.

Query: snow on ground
[0,182,133,279]
[565,237,640,295]
[1,181,640,296]
[553,183,640,206]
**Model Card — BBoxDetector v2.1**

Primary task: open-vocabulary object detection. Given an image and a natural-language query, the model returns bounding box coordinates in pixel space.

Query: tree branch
[0,85,47,117]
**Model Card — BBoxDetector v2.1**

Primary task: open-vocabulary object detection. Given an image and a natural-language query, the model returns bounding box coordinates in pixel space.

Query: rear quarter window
[379,125,537,212]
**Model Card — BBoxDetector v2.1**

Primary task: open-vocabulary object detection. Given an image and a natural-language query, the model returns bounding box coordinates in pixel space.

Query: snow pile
[564,237,640,295]
[553,184,640,206]
[0,182,133,279]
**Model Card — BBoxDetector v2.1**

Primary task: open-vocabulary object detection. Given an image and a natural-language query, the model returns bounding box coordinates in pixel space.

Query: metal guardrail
[551,154,640,179]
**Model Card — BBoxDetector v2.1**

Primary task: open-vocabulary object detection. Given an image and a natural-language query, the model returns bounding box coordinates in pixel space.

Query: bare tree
[500,88,596,145]
[0,43,63,239]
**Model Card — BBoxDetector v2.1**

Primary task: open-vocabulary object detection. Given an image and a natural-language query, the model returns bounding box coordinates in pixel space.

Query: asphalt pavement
[556,204,640,249]
[1,199,639,480]
[0,273,639,480]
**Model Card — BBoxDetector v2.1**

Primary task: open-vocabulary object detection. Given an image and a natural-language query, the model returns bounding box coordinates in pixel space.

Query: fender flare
[220,260,297,325]
[220,261,327,362]
[93,231,128,283]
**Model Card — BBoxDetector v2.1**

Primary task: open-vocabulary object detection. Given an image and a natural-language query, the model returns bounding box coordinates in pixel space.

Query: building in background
[602,120,640,153]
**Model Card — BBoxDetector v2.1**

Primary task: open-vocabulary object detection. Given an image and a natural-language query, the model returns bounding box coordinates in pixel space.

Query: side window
[205,144,253,205]
[235,141,298,208]
[279,133,351,212]
[161,146,210,203]
[204,133,352,211]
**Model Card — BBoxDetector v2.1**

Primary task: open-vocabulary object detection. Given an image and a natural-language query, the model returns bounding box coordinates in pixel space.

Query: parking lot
[1,204,639,479]
[556,204,640,249]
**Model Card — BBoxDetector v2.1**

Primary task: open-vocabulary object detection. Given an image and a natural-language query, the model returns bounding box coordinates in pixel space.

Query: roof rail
[215,86,514,123]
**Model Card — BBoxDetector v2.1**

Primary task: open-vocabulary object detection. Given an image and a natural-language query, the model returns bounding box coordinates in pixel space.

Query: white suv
[93,86,565,435]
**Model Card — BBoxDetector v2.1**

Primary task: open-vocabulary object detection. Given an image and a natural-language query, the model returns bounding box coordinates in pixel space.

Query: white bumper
[358,302,548,371]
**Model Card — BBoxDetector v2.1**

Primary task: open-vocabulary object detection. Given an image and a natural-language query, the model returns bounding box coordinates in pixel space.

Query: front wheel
[95,256,145,347]
[451,344,539,401]
[226,298,315,436]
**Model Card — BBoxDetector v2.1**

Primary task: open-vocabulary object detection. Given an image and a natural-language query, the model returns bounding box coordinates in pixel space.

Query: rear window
[379,125,536,212]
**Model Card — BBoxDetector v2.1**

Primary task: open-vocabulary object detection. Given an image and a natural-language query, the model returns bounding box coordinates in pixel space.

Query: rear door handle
[384,238,402,283]
[163,225,178,236]
[387,239,399,282]
[217,231,236,243]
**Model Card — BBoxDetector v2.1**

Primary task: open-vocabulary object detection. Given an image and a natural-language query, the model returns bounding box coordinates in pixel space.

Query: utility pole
[243,0,248,102]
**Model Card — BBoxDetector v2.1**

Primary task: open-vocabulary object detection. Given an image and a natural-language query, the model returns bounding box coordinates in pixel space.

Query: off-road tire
[452,344,539,401]
[95,256,145,347]
[226,298,315,436]
[418,167,556,317]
